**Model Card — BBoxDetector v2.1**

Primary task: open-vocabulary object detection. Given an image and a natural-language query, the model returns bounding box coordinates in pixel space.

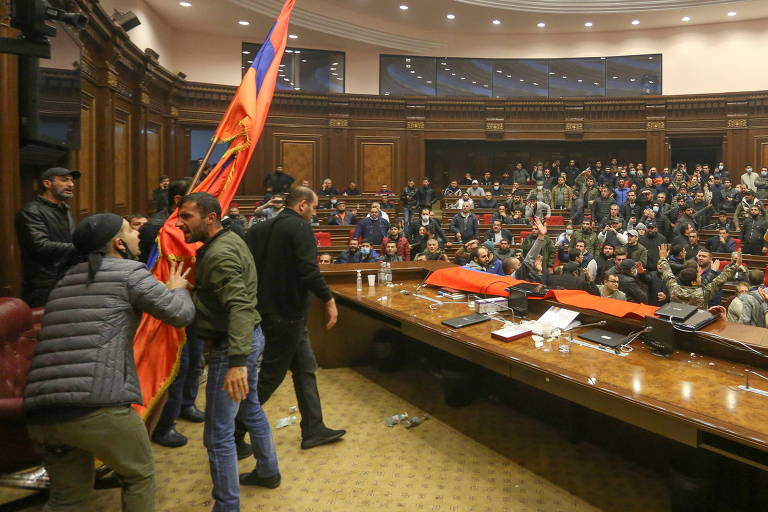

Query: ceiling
[144,0,768,52]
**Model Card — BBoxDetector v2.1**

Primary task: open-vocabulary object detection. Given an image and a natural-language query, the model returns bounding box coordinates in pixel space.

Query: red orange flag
[132,0,296,418]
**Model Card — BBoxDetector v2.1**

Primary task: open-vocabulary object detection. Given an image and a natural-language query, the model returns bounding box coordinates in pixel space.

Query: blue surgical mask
[360,247,371,255]
[653,206,659,213]
[566,229,574,235]
[630,170,636,175]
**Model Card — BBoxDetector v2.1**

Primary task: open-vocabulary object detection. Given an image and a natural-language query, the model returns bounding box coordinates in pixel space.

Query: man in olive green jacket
[177,192,280,509]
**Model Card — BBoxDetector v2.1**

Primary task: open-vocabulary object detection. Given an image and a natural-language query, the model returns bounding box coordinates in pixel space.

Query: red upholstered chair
[734,238,742,251]
[548,215,564,226]
[0,298,42,475]
[482,214,492,224]
[519,231,531,243]
[314,232,331,247]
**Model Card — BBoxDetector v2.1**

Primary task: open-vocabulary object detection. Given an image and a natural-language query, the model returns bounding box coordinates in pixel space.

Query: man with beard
[572,219,600,257]
[15,167,80,307]
[741,205,768,255]
[638,222,666,270]
[263,164,294,195]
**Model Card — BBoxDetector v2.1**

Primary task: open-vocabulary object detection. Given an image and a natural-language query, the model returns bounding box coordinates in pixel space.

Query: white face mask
[421,215,430,223]
[537,185,543,190]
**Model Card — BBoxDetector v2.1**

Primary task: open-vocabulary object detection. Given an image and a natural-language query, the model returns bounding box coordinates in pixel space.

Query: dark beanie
[72,213,124,282]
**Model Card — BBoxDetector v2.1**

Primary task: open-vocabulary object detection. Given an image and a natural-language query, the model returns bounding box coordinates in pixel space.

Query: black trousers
[236,315,325,440]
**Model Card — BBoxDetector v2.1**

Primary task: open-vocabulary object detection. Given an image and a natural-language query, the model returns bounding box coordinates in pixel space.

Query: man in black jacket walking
[414,177,437,211]
[15,167,80,307]
[245,186,345,449]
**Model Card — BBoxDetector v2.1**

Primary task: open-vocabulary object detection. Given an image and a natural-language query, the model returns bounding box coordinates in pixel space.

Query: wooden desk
[309,262,768,473]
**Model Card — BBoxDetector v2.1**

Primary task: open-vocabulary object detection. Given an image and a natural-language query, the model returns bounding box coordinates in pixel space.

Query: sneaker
[236,438,253,460]
[239,471,281,489]
[178,406,205,423]
[151,427,188,448]
[300,428,346,450]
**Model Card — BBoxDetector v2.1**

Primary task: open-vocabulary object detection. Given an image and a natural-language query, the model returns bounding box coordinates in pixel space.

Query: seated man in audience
[598,273,626,301]
[459,172,473,186]
[502,256,521,277]
[450,202,479,245]
[479,171,494,187]
[489,181,505,196]
[318,253,332,265]
[727,271,767,326]
[547,261,599,295]
[491,204,513,224]
[704,211,736,231]
[414,238,449,262]
[336,239,360,263]
[466,180,485,197]
[493,238,514,261]
[616,259,648,303]
[381,225,410,261]
[354,206,389,246]
[226,204,246,230]
[327,200,357,225]
[250,195,284,224]
[376,184,397,208]
[683,230,706,260]
[658,243,740,308]
[343,181,360,196]
[318,178,339,198]
[484,219,513,247]
[478,191,498,209]
[382,241,403,262]
[505,191,526,215]
[524,198,551,223]
[443,179,463,197]
[706,228,736,253]
[464,244,502,275]
[452,192,474,210]
[509,209,527,225]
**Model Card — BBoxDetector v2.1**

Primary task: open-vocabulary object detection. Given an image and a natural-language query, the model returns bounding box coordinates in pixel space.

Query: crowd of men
[10,159,768,510]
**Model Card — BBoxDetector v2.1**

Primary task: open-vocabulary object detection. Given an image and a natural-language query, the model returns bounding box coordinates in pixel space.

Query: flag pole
[187,138,218,193]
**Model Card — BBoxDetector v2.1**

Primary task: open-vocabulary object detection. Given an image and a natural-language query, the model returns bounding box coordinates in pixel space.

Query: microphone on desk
[561,320,607,332]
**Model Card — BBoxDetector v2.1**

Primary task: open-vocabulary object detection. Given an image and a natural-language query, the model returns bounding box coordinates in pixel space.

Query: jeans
[155,326,204,433]
[403,207,413,230]
[28,407,155,512]
[204,327,278,512]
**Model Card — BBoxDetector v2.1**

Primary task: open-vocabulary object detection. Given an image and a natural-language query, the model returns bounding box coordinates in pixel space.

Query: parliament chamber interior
[4,1,768,511]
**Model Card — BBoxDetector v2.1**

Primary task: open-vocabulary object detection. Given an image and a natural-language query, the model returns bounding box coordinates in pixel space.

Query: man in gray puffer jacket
[23,213,195,512]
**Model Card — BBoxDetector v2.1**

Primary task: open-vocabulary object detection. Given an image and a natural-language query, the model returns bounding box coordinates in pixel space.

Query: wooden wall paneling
[146,119,164,208]
[0,4,22,296]
[113,108,132,213]
[725,126,749,172]
[750,132,768,170]
[646,131,668,169]
[356,137,397,192]
[405,129,425,188]
[72,90,97,218]
[327,125,352,190]
[272,132,322,192]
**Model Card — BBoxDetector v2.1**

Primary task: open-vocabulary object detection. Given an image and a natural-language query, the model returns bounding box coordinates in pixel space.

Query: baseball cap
[619,259,636,273]
[610,217,622,224]
[40,167,81,181]
[472,180,479,185]
[645,221,657,228]
[626,229,639,237]
[635,223,647,231]
[563,262,580,273]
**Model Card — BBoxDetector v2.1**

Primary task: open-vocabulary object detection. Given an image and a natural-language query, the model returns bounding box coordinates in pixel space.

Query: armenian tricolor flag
[132,0,296,418]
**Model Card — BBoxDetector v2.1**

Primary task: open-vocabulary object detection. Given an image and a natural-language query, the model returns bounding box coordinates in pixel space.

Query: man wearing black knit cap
[24,213,195,512]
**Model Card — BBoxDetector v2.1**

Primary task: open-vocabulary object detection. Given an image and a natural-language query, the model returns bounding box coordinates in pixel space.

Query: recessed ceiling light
[294,87,301,90]
[399,4,408,10]
[506,75,511,78]
[728,11,736,17]
[471,81,476,84]
[301,59,307,62]
[584,21,593,27]
[238,20,249,25]
[440,62,447,65]
[446,14,455,20]
[533,82,539,86]
[285,49,293,53]
[242,50,250,55]
[577,79,583,82]
[417,76,422,78]
[410,70,415,73]
[649,81,654,84]
[612,76,618,79]
[561,75,567,79]
[631,20,640,25]
[405,58,411,62]
[593,82,599,85]
[294,50,300,54]
[548,72,555,75]
[519,79,524,82]
[681,16,690,22]
[332,62,338,65]
[483,84,488,87]
[179,1,192,7]
[648,56,654,59]
[288,34,298,39]
[537,22,546,28]
[630,78,636,82]
[445,68,450,71]
[460,77,466,80]
[451,73,456,76]
[492,19,501,25]
[426,80,432,84]
[496,70,502,73]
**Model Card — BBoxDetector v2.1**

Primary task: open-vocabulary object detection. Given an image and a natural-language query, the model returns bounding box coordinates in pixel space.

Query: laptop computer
[675,309,718,331]
[578,329,629,348]
[442,313,491,329]
[655,302,697,322]
[509,282,549,297]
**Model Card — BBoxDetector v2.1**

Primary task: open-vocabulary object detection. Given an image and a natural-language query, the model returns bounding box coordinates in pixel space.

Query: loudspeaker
[112,10,141,32]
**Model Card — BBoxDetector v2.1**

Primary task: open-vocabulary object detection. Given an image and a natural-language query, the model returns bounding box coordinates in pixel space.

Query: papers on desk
[491,325,533,342]
[537,306,580,331]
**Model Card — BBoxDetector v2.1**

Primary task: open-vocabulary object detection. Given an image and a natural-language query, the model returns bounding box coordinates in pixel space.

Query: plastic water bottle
[356,270,363,291]
[275,415,297,429]
[378,262,386,285]
[384,412,408,427]
[385,262,392,285]
[404,414,429,429]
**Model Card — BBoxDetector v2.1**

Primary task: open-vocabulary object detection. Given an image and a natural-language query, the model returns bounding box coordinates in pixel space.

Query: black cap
[73,213,124,254]
[40,167,81,181]
[619,259,636,273]
[645,221,657,228]
[563,261,580,273]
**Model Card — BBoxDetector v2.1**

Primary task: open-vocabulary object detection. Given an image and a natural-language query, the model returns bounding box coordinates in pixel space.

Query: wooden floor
[0,366,670,512]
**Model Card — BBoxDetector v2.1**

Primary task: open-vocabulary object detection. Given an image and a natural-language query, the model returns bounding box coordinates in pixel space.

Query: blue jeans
[204,327,278,512]
[403,207,413,230]
[156,326,204,433]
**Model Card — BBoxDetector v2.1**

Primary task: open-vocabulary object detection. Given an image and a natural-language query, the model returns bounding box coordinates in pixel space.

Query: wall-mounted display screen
[242,43,345,94]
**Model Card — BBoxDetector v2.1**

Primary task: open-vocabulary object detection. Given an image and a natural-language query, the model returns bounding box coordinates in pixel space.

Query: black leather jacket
[15,196,76,306]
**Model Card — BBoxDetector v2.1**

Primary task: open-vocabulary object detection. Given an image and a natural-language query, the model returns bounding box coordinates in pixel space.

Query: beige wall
[116,11,768,96]
[100,0,176,70]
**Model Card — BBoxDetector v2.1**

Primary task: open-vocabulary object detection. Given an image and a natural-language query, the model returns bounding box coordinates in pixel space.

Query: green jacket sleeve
[208,248,259,367]
[658,259,679,295]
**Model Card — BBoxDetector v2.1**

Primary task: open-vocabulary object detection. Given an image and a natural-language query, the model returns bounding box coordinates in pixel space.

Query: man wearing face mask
[526,181,552,205]
[407,207,446,245]
[15,167,81,307]
[754,167,768,200]
[741,165,758,193]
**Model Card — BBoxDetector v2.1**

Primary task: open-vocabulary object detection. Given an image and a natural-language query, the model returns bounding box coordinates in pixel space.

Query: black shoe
[239,471,281,489]
[236,439,253,460]
[152,427,188,448]
[300,428,346,450]
[178,406,205,423]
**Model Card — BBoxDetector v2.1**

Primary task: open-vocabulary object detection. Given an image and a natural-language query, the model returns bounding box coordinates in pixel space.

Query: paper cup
[367,274,376,286]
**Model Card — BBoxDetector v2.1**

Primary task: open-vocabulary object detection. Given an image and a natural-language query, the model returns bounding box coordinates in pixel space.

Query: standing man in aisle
[245,186,345,449]
[176,192,280,506]
[263,164,294,195]
[15,167,80,307]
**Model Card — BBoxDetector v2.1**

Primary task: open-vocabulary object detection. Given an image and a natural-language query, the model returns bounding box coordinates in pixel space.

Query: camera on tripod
[1,0,88,58]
